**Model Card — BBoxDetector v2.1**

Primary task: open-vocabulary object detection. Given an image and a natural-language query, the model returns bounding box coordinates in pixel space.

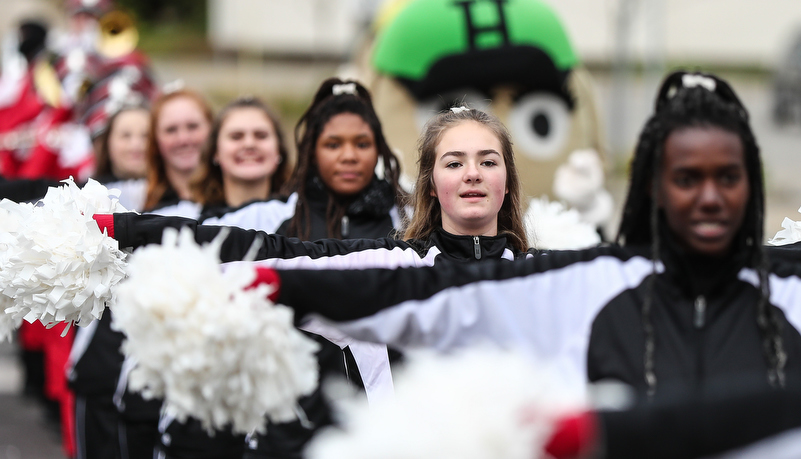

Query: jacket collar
[429,227,512,262]
[658,225,749,298]
[306,174,395,219]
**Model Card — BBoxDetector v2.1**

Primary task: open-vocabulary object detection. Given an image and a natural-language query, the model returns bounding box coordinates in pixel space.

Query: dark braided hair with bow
[282,78,407,240]
[616,71,786,395]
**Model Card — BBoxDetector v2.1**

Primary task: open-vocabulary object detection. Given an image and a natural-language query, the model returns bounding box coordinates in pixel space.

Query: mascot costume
[353,0,611,230]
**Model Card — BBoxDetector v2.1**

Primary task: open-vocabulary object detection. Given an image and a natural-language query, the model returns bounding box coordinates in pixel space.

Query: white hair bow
[450,106,469,114]
[162,79,185,94]
[332,83,357,96]
[681,74,716,92]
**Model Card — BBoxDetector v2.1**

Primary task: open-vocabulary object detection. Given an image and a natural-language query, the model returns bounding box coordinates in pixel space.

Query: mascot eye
[415,90,490,131]
[509,93,571,160]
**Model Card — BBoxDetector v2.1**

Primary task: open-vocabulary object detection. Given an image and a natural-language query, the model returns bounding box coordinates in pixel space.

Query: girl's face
[156,96,210,175]
[658,126,749,257]
[215,107,281,185]
[315,113,378,196]
[108,109,149,179]
[431,120,508,236]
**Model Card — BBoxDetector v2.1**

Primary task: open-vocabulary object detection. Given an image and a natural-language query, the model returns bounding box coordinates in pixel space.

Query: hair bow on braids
[332,83,358,96]
[654,71,749,121]
[681,74,716,91]
[616,69,785,395]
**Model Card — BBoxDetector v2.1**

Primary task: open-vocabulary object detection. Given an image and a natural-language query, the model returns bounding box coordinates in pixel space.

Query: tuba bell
[96,10,138,58]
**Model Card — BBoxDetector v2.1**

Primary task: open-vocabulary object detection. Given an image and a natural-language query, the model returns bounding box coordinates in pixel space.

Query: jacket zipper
[473,236,482,260]
[341,215,350,238]
[694,295,706,328]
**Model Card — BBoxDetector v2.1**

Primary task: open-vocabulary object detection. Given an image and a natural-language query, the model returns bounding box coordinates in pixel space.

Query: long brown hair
[403,108,528,252]
[282,78,406,240]
[189,97,290,207]
[143,88,213,210]
[94,104,150,179]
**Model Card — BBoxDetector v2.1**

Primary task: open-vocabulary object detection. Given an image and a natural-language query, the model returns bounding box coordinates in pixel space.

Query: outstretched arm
[275,247,653,364]
[96,212,424,267]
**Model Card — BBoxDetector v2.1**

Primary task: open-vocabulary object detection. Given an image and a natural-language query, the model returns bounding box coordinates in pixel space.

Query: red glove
[92,214,115,239]
[246,266,281,303]
[543,411,598,459]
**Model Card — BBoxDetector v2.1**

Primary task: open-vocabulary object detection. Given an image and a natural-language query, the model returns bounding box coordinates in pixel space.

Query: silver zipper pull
[473,236,481,259]
[694,296,706,328]
[341,215,350,238]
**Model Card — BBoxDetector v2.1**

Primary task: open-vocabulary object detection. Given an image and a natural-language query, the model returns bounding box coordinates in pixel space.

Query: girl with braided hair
[263,71,801,404]
[614,71,788,394]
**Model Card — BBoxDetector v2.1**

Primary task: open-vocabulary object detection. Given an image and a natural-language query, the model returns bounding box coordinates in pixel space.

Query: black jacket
[68,310,124,396]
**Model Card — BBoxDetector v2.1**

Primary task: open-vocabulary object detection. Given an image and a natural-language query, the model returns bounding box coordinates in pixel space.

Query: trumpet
[96,10,138,58]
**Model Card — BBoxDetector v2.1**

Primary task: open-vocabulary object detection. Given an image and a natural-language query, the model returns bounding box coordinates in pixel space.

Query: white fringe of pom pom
[552,149,614,227]
[112,227,319,435]
[0,294,20,342]
[0,206,23,341]
[0,178,128,334]
[768,207,801,246]
[307,347,585,459]
[525,196,601,250]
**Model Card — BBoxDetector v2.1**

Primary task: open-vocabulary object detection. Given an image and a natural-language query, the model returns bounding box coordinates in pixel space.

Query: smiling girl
[143,88,212,212]
[188,97,290,222]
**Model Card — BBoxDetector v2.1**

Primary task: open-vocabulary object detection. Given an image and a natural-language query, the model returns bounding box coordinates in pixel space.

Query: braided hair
[616,71,786,395]
[281,78,407,240]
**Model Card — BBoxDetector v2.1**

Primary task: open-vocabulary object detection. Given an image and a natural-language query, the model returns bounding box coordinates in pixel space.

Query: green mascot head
[358,0,606,201]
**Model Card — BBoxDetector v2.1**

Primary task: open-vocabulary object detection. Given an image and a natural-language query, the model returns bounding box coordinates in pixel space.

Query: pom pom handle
[92,214,115,239]
[543,411,598,459]
[248,267,281,302]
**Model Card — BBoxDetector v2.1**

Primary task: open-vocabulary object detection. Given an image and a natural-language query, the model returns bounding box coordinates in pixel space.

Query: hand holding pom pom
[92,214,115,239]
[0,178,128,333]
[540,411,598,459]
[112,227,317,435]
[246,266,281,302]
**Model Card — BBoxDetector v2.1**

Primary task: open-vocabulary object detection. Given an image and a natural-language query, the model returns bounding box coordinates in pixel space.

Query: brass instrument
[96,10,138,58]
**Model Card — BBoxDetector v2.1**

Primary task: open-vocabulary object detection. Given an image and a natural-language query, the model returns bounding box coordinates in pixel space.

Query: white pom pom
[112,227,319,435]
[0,178,128,330]
[0,294,21,342]
[553,149,613,227]
[525,196,601,250]
[553,149,604,205]
[768,207,801,246]
[307,347,585,459]
[0,206,23,340]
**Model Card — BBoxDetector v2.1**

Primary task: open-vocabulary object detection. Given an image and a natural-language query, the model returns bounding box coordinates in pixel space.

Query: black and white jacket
[110,207,532,455]
[274,243,801,396]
